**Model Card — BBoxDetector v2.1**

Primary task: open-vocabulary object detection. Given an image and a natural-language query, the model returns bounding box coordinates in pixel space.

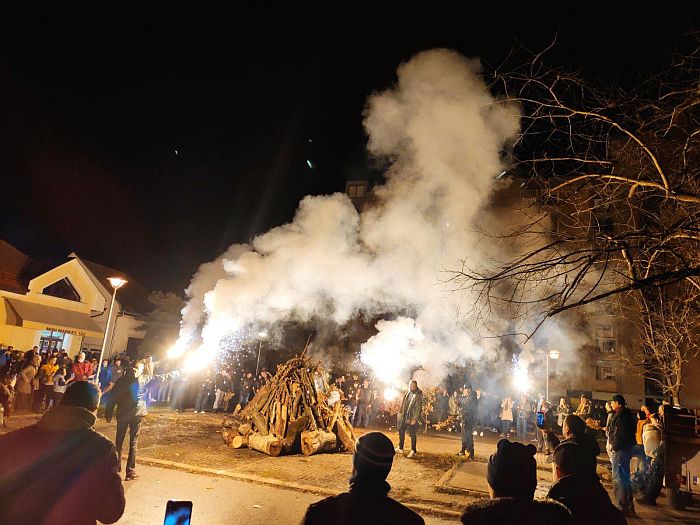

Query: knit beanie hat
[353,432,395,480]
[486,439,537,499]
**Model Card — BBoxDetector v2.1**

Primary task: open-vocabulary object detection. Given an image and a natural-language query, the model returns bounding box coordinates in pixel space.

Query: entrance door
[39,330,65,353]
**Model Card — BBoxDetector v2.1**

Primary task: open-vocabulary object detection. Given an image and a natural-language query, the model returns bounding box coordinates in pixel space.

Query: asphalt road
[116,464,459,524]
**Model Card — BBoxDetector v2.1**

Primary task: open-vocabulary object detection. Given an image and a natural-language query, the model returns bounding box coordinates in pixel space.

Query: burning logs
[221,355,357,456]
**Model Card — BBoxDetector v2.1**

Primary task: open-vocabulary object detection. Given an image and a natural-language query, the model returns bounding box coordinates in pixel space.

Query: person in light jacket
[500,395,514,437]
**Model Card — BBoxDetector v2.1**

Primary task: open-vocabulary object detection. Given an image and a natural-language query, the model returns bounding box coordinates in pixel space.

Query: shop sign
[45,327,87,336]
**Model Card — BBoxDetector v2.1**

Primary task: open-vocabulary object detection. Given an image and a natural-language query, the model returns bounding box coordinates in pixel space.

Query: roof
[5,298,102,335]
[77,258,153,316]
[0,240,30,293]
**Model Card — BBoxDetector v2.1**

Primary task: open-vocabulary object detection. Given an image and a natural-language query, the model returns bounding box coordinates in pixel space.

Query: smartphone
[164,500,193,525]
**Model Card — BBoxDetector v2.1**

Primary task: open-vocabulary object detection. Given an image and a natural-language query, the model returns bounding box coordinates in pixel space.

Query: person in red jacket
[0,381,125,525]
[71,351,95,382]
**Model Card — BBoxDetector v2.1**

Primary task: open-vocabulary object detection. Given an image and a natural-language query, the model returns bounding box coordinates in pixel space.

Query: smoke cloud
[179,49,523,385]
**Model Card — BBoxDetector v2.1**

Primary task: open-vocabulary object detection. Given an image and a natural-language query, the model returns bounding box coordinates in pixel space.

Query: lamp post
[546,350,560,403]
[255,331,268,376]
[96,277,127,382]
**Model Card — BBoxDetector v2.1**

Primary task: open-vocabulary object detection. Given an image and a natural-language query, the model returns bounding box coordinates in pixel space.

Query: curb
[434,463,489,499]
[134,455,463,521]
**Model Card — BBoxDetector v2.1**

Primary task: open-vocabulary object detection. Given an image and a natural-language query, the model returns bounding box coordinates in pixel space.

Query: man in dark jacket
[547,415,600,476]
[537,400,557,454]
[354,379,372,428]
[396,379,423,458]
[607,394,637,517]
[300,431,424,524]
[105,359,178,480]
[457,385,478,458]
[0,381,125,525]
[547,442,626,525]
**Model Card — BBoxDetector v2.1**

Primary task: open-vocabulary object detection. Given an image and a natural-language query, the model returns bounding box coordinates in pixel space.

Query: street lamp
[96,277,127,381]
[546,350,560,403]
[255,331,268,376]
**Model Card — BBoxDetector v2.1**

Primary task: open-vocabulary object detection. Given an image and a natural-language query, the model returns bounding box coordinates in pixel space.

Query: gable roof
[76,257,153,316]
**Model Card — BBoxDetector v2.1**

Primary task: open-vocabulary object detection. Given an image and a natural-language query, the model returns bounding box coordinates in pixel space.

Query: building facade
[0,240,150,359]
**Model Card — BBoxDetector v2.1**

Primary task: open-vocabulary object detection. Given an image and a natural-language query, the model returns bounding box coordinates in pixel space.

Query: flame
[513,358,530,393]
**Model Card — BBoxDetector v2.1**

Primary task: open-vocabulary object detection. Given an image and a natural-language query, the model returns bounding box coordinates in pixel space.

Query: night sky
[1,6,696,293]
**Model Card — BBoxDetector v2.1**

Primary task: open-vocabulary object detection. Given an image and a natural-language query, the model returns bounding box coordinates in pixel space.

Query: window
[596,324,616,354]
[596,361,616,381]
[42,278,81,302]
[347,184,365,198]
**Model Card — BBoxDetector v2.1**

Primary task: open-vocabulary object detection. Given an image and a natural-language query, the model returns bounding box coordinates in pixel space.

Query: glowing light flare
[168,342,186,359]
[513,359,531,393]
[184,344,216,372]
[384,388,400,402]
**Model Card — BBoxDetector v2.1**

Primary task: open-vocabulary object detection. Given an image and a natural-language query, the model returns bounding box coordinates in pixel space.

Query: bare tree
[451,40,700,401]
[453,40,700,325]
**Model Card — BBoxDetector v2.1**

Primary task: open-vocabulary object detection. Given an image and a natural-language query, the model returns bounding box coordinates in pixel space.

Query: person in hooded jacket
[460,439,571,524]
[547,441,626,524]
[300,431,424,524]
[105,359,179,480]
[0,381,125,525]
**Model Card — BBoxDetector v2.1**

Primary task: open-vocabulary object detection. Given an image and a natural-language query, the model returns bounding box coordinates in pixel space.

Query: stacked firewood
[221,355,357,456]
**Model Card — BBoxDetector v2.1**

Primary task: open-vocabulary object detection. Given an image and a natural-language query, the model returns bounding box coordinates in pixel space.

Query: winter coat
[397,388,423,427]
[547,473,625,525]
[0,405,125,525]
[214,373,231,392]
[461,497,571,524]
[500,398,514,421]
[15,364,38,394]
[556,404,571,426]
[71,360,95,382]
[300,479,424,525]
[608,406,636,451]
[540,407,556,432]
[460,394,478,426]
[643,422,663,459]
[39,363,59,385]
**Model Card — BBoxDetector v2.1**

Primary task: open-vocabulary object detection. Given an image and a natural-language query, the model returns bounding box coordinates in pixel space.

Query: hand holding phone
[164,500,192,525]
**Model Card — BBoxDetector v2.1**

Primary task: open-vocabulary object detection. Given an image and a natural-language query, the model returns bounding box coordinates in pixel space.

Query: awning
[5,298,102,337]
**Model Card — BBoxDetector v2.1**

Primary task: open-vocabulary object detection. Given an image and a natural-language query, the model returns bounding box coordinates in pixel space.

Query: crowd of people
[0,343,672,523]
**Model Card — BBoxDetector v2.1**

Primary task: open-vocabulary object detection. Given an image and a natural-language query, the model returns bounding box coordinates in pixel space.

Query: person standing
[71,352,95,382]
[457,385,478,458]
[537,401,557,454]
[105,360,178,481]
[574,394,592,421]
[637,412,664,506]
[516,394,530,441]
[34,355,59,412]
[52,365,72,408]
[238,371,254,409]
[194,369,215,413]
[354,379,372,428]
[556,397,571,429]
[607,394,637,517]
[500,394,514,437]
[0,381,125,524]
[212,370,231,413]
[15,354,40,410]
[396,380,423,458]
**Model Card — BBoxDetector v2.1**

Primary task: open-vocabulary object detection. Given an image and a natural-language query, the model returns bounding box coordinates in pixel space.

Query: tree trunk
[249,433,282,457]
[231,434,249,449]
[301,430,337,456]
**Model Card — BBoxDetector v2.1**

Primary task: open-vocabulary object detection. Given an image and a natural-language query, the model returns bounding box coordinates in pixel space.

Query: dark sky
[1,6,696,293]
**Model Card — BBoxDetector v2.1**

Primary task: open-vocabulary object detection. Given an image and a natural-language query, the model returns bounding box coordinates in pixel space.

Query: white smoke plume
[178,49,522,385]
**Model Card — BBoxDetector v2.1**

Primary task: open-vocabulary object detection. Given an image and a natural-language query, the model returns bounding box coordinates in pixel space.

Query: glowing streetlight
[546,350,560,402]
[96,277,128,381]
